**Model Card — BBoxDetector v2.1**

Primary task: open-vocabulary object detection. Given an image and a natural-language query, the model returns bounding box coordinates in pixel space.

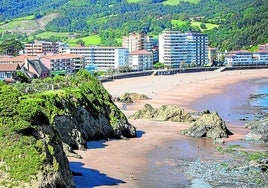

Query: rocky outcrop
[130,104,194,122]
[114,92,149,103]
[181,111,232,139]
[36,124,75,188]
[54,104,136,150]
[244,118,268,142]
[0,70,136,187]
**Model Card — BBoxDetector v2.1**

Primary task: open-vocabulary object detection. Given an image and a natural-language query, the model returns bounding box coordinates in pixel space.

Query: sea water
[138,78,268,188]
[193,78,268,126]
[249,83,268,115]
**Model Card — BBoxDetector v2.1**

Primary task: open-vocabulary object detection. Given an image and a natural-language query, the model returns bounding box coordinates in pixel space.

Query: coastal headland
[69,69,268,187]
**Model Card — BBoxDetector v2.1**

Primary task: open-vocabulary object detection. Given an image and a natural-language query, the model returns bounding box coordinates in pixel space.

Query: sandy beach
[69,69,268,187]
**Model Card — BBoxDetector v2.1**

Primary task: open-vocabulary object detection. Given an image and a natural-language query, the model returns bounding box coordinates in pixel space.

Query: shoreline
[69,69,268,187]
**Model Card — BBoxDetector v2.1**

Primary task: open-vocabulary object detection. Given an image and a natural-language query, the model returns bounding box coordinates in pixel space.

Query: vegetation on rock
[114,92,149,103]
[181,110,232,139]
[130,104,194,122]
[0,70,136,186]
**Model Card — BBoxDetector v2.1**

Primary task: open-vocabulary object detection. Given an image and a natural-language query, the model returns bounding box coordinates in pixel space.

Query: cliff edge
[0,70,136,187]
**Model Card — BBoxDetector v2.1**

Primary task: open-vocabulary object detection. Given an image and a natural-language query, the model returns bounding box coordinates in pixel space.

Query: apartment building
[159,31,208,68]
[122,33,153,52]
[224,50,268,66]
[24,41,59,56]
[40,54,85,75]
[129,50,153,71]
[64,46,129,71]
[122,32,158,63]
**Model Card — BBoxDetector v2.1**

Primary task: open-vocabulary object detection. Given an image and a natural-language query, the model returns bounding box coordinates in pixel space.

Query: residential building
[21,59,50,78]
[253,51,268,65]
[258,43,268,51]
[24,41,59,56]
[224,50,268,66]
[158,31,208,68]
[122,33,151,52]
[10,55,38,65]
[0,63,20,82]
[64,46,129,71]
[40,54,85,76]
[129,50,153,71]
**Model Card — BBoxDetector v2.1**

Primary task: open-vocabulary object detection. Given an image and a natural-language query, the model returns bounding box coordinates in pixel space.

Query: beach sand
[69,69,268,188]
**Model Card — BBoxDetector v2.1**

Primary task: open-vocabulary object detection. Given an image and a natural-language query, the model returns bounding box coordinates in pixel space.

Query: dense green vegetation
[0,0,267,51]
[0,70,125,185]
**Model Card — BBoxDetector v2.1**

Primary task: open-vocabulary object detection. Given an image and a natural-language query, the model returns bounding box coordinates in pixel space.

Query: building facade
[224,50,268,66]
[24,41,59,56]
[40,54,85,75]
[159,31,208,68]
[129,50,153,71]
[0,63,20,82]
[122,32,154,52]
[64,46,129,71]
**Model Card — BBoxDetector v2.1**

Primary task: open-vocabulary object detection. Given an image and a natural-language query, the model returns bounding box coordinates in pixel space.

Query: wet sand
[69,69,268,188]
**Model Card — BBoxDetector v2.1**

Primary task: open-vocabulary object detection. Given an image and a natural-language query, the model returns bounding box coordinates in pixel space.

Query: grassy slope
[191,21,219,31]
[68,35,102,46]
[0,13,59,34]
[171,19,219,31]
[163,0,199,5]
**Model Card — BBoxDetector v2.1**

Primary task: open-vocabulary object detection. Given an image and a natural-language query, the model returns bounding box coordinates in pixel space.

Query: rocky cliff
[0,71,136,187]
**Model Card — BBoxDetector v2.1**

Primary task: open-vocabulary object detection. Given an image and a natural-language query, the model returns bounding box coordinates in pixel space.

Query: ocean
[193,78,268,126]
[138,78,268,188]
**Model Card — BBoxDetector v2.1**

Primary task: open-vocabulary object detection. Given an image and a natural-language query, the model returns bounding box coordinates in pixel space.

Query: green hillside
[0,0,267,51]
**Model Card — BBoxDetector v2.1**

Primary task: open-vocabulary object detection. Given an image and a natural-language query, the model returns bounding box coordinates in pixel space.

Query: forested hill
[0,0,267,51]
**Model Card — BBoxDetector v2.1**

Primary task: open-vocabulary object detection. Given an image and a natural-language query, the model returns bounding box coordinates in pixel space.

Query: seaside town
[0,31,268,82]
[0,1,268,188]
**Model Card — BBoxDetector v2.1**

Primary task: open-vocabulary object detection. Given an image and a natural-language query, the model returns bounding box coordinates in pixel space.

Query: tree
[76,39,85,46]
[200,23,207,30]
[0,39,23,56]
[153,62,165,69]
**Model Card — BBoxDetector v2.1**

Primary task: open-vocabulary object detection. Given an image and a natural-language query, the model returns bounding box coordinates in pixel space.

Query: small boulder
[181,111,232,139]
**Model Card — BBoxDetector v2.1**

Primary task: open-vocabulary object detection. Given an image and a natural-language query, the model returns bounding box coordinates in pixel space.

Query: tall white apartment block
[159,31,208,68]
[64,46,129,71]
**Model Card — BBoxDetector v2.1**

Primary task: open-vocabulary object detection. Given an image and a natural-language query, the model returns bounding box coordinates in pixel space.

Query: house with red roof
[0,63,21,82]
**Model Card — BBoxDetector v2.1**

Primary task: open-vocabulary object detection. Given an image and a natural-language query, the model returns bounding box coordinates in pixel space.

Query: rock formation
[114,92,149,103]
[130,104,194,122]
[244,118,268,142]
[181,110,232,139]
[0,70,136,187]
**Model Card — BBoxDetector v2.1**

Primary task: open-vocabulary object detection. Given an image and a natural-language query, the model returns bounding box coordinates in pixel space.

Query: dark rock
[181,111,232,139]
